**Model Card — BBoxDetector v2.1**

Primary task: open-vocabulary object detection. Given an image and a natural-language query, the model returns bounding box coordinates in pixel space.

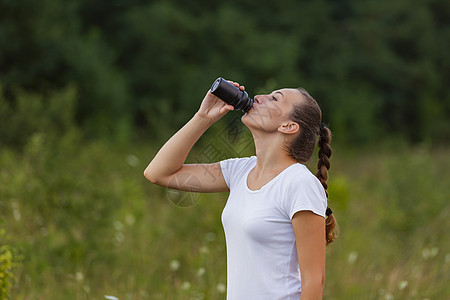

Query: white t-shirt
[219,156,327,300]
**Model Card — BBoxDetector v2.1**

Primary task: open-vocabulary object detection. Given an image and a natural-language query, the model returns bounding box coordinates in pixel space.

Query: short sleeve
[219,156,254,189]
[283,174,327,219]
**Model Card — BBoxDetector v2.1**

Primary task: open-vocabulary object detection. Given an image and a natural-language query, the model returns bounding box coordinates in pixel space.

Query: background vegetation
[0,0,449,299]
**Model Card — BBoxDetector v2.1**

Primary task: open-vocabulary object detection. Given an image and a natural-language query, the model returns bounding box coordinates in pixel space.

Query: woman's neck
[251,131,297,175]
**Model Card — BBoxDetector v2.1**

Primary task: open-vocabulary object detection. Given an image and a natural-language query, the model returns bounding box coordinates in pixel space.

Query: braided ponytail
[287,88,339,245]
[316,125,338,245]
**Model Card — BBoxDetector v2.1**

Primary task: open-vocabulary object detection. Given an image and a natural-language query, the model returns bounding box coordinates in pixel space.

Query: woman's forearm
[143,113,213,182]
[299,281,324,300]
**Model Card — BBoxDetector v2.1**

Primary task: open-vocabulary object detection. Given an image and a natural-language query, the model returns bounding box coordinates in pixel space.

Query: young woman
[144,80,338,300]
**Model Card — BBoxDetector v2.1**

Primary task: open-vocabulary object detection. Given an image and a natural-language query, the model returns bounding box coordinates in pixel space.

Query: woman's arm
[292,211,326,300]
[144,83,242,193]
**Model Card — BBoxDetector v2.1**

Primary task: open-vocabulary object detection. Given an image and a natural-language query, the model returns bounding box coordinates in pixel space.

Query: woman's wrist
[193,112,215,128]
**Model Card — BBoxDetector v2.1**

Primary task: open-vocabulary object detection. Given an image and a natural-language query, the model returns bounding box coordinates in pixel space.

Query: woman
[144,80,338,300]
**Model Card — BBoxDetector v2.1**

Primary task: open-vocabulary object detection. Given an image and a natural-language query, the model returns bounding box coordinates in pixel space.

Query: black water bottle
[210,77,254,113]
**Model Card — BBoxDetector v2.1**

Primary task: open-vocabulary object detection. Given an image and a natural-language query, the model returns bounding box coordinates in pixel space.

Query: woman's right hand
[195,80,245,124]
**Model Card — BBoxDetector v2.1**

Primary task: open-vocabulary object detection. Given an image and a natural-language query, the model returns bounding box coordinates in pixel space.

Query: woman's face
[242,88,304,134]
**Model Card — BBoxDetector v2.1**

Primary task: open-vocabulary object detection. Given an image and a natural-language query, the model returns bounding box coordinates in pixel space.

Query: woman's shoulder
[220,155,256,174]
[281,164,327,204]
[284,163,322,186]
[220,155,256,167]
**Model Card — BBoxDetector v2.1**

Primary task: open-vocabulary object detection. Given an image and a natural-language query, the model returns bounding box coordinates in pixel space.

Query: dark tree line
[1,0,449,145]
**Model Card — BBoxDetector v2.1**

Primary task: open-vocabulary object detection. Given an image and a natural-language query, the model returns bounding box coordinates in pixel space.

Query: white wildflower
[347,251,358,264]
[181,281,191,290]
[422,248,430,260]
[83,285,90,294]
[430,247,439,258]
[12,202,21,221]
[125,214,135,226]
[200,245,209,254]
[217,283,226,294]
[75,272,84,282]
[170,259,180,271]
[113,221,124,231]
[384,292,393,300]
[398,280,408,290]
[114,232,125,245]
[126,155,140,167]
[205,232,216,242]
[197,267,206,277]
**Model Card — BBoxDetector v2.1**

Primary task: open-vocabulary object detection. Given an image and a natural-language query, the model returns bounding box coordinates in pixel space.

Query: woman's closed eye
[271,96,278,101]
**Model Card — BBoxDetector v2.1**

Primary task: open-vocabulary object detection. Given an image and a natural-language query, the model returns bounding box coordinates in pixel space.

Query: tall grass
[0,130,448,299]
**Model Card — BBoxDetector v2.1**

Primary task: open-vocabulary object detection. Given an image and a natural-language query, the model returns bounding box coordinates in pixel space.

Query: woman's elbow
[143,167,158,184]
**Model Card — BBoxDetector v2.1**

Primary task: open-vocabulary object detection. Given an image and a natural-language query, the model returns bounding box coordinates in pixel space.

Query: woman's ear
[278,122,300,135]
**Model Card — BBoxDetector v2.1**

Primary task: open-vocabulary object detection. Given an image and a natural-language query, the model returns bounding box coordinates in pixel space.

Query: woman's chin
[241,116,261,133]
[241,113,251,126]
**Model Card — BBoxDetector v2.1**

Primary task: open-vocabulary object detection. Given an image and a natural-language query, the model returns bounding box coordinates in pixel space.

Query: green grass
[1,132,449,299]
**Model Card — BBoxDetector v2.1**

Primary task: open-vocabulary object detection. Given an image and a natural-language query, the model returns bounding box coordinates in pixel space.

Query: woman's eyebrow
[275,91,284,98]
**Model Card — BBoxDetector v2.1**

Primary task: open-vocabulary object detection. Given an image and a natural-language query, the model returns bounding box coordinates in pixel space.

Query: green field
[1,130,448,299]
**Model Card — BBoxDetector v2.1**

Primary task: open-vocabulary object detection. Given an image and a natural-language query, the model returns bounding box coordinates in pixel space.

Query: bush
[0,84,77,148]
[0,226,19,300]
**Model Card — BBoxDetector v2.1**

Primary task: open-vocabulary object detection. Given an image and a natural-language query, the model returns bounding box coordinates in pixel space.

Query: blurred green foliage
[325,145,450,299]
[0,0,449,144]
[0,227,18,300]
[0,84,77,147]
[1,128,449,298]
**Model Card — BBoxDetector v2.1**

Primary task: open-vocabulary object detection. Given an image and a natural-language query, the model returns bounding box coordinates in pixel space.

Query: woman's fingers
[225,104,234,111]
[227,80,245,91]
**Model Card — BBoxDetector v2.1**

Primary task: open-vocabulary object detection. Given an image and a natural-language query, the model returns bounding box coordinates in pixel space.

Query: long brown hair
[285,88,338,245]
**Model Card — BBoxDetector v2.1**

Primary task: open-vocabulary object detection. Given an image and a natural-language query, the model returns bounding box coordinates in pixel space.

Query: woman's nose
[254,95,261,104]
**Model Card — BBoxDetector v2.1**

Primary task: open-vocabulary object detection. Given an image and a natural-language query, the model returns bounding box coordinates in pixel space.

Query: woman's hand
[195,80,245,124]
